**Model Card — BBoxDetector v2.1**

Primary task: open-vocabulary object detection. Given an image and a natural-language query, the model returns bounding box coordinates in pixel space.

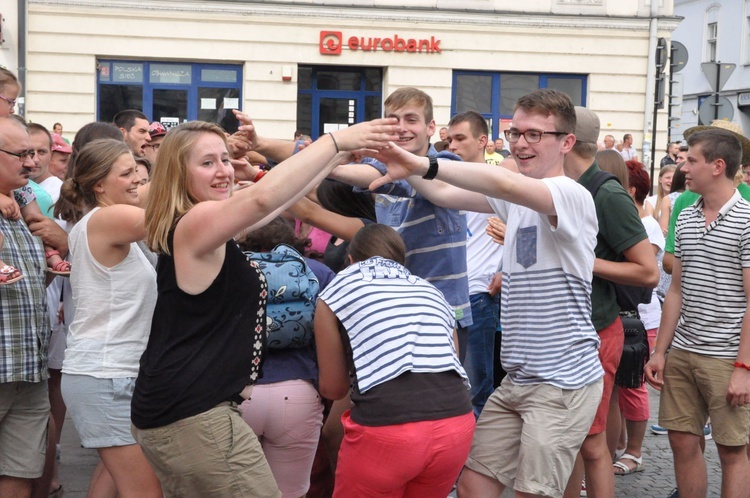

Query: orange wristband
[733,361,750,371]
[253,170,266,182]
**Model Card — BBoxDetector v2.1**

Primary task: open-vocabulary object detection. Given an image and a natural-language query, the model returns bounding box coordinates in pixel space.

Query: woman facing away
[130,113,397,497]
[55,138,161,497]
[237,217,335,498]
[315,223,475,497]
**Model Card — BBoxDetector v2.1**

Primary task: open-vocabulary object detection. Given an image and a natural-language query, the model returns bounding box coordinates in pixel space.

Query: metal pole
[714,62,720,121]
[17,0,26,118]
[667,45,675,144]
[650,72,660,195]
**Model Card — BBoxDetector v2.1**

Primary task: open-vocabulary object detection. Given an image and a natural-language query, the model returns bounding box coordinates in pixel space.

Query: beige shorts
[132,402,280,498]
[660,348,750,446]
[465,377,602,498]
[0,381,50,479]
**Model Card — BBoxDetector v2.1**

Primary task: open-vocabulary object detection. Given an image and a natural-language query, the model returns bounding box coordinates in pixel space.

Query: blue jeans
[463,293,499,417]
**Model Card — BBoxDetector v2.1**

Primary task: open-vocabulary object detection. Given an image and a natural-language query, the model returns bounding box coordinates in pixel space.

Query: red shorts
[334,410,475,498]
[588,316,624,435]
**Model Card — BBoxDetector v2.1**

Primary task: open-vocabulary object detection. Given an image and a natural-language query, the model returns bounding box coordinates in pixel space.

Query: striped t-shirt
[673,191,750,358]
[318,257,468,394]
[486,176,603,389]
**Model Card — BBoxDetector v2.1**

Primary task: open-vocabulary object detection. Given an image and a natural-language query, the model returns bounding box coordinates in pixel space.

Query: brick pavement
[57,387,722,497]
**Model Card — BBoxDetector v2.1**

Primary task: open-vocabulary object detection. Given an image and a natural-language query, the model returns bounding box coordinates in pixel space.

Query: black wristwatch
[422,156,439,180]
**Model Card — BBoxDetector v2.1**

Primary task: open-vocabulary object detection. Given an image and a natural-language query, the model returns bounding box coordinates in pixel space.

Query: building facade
[1,0,677,160]
[671,0,750,142]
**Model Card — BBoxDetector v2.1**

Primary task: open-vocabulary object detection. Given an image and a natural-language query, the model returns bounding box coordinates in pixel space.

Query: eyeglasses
[0,148,35,161]
[504,129,568,144]
[0,95,16,107]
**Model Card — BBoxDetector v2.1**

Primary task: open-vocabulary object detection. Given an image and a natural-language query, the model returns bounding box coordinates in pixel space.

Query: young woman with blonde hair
[130,113,396,496]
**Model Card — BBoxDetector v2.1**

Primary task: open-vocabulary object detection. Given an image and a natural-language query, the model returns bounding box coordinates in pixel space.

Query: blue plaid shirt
[0,215,50,383]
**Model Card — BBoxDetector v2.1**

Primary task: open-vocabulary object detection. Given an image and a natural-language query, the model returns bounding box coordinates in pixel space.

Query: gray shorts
[465,377,603,497]
[0,381,50,478]
[61,374,136,448]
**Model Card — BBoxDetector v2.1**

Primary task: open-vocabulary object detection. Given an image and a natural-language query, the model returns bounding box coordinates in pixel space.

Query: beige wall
[24,0,677,155]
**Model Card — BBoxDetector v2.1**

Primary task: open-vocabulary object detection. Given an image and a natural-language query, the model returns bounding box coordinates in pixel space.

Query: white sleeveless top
[63,207,157,378]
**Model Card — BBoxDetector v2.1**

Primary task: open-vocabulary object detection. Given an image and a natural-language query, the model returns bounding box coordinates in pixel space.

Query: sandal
[614,453,644,475]
[0,264,24,285]
[45,250,71,276]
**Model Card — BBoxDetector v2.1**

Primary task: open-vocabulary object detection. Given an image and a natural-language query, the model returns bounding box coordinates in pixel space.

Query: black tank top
[131,233,267,429]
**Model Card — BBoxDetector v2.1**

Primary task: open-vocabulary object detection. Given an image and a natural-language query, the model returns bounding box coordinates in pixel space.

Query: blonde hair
[595,149,629,191]
[56,139,133,223]
[653,164,676,218]
[145,121,228,255]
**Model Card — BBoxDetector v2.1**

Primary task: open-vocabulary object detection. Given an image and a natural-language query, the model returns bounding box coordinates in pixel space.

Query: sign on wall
[320,31,441,55]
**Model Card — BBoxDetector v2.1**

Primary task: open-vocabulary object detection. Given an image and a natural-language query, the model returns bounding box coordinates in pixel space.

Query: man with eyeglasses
[0,117,59,498]
[372,89,603,498]
[144,122,167,168]
[27,124,59,216]
[561,107,658,498]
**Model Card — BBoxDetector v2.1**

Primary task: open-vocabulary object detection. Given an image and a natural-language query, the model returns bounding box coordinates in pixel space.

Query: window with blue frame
[297,65,383,139]
[452,71,587,140]
[97,60,243,133]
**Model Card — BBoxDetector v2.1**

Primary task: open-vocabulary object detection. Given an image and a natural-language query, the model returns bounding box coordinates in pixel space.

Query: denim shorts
[61,374,137,448]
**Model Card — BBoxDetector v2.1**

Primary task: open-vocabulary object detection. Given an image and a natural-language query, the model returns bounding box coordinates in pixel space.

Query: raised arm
[177,116,397,258]
[231,110,298,163]
[371,144,554,215]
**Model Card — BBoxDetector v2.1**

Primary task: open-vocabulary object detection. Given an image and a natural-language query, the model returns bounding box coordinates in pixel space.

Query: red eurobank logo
[319,31,441,55]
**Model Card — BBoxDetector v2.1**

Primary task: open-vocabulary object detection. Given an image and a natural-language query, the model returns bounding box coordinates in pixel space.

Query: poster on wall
[323,123,349,134]
[161,117,180,129]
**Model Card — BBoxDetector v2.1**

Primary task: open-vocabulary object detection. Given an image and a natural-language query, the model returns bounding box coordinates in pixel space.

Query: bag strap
[584,170,620,199]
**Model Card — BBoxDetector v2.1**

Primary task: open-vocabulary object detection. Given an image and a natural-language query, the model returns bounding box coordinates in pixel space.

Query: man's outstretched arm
[372,144,555,216]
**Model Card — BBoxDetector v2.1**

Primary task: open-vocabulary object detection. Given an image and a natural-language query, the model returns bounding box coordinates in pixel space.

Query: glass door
[297,66,383,139]
[152,88,189,130]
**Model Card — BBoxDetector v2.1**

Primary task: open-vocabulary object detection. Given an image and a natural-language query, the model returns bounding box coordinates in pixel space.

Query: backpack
[585,171,652,312]
[244,244,320,349]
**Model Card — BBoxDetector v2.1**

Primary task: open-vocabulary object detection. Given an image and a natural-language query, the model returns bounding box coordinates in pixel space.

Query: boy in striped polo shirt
[646,128,750,498]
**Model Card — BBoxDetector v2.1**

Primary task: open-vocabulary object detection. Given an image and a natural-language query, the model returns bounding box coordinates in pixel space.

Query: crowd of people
[2,59,750,498]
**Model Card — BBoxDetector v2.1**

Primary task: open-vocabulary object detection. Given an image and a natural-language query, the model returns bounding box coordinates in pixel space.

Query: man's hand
[230,158,259,182]
[226,133,253,159]
[233,110,261,150]
[644,352,666,391]
[726,367,750,406]
[370,144,427,190]
[26,213,69,257]
[488,272,503,297]
[0,195,21,221]
[486,217,506,245]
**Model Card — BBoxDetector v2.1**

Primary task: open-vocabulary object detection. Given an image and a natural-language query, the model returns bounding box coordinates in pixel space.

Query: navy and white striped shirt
[487,176,603,389]
[318,257,468,394]
[673,191,750,358]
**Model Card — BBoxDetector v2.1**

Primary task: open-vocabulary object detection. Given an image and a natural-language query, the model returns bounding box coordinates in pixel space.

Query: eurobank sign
[319,31,442,55]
